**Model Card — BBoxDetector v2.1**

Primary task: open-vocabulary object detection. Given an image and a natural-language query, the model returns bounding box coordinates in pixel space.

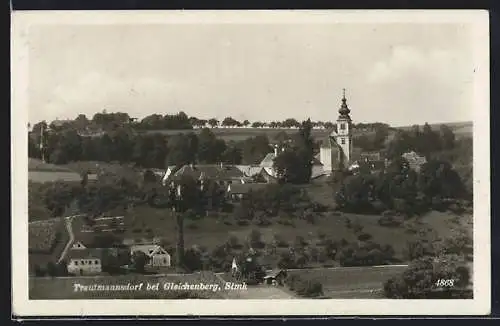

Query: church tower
[335,88,353,165]
[319,89,353,175]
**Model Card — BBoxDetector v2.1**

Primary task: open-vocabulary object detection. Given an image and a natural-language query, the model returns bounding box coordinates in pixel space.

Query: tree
[222,117,240,127]
[221,144,243,164]
[131,250,149,273]
[384,255,471,299]
[242,135,272,164]
[440,124,456,150]
[418,160,465,200]
[208,118,219,128]
[166,134,197,166]
[197,128,226,164]
[242,120,250,127]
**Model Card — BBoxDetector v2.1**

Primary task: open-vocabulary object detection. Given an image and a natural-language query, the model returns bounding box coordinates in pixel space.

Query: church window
[340,123,346,130]
[341,138,346,145]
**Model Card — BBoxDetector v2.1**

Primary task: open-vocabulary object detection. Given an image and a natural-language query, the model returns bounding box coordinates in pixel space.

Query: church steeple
[338,88,351,119]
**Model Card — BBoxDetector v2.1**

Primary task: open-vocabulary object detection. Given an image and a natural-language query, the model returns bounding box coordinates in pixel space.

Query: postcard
[11,10,490,317]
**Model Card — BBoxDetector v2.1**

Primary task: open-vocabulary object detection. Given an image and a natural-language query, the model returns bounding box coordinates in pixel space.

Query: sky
[27,22,475,127]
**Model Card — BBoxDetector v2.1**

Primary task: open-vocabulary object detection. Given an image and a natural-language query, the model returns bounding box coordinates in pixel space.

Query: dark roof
[228,183,268,194]
[264,269,287,278]
[170,164,246,181]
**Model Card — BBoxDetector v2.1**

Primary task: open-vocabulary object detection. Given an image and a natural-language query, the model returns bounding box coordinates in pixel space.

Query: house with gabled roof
[166,163,247,187]
[130,244,171,267]
[66,248,103,275]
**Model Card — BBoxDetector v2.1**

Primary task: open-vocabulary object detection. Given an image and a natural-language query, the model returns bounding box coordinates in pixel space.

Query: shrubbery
[336,241,396,267]
[286,274,324,298]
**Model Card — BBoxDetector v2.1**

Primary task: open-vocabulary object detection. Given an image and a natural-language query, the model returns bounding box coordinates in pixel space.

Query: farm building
[66,249,103,275]
[130,244,171,267]
[263,269,288,286]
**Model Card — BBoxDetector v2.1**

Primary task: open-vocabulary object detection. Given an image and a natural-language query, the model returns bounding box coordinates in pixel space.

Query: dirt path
[57,215,78,263]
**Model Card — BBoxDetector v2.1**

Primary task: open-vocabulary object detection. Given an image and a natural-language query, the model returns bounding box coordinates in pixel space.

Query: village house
[165,163,248,187]
[130,244,171,267]
[66,248,103,275]
[402,151,427,172]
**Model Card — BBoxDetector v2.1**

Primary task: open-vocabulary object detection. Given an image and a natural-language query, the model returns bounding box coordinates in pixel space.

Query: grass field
[29,271,227,299]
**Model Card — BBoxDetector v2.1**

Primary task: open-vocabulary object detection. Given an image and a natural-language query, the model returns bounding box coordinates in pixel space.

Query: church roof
[338,89,352,120]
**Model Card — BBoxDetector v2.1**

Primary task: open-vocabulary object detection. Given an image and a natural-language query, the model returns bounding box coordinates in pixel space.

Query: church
[319,89,353,175]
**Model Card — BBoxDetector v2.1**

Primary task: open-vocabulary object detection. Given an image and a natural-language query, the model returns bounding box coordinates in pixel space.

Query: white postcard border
[11,10,491,317]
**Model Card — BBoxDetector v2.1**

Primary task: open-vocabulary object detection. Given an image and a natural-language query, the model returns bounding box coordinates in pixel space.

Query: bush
[256,217,272,227]
[378,215,403,227]
[336,241,395,267]
[237,220,250,226]
[352,222,364,234]
[286,274,324,298]
[227,236,242,249]
[273,234,289,248]
[357,232,373,242]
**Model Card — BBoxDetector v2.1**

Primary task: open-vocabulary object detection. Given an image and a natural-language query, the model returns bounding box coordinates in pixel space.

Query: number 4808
[435,279,455,287]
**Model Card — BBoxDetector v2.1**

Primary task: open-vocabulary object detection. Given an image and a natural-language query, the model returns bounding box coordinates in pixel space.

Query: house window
[164,259,167,264]
[95,260,99,264]
[74,261,78,265]
[341,138,346,145]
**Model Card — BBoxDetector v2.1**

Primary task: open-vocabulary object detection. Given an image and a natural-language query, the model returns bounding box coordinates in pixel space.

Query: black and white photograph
[11,10,490,316]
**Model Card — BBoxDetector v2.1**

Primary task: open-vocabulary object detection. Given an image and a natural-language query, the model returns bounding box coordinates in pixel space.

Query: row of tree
[31,111,397,134]
[29,126,275,168]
